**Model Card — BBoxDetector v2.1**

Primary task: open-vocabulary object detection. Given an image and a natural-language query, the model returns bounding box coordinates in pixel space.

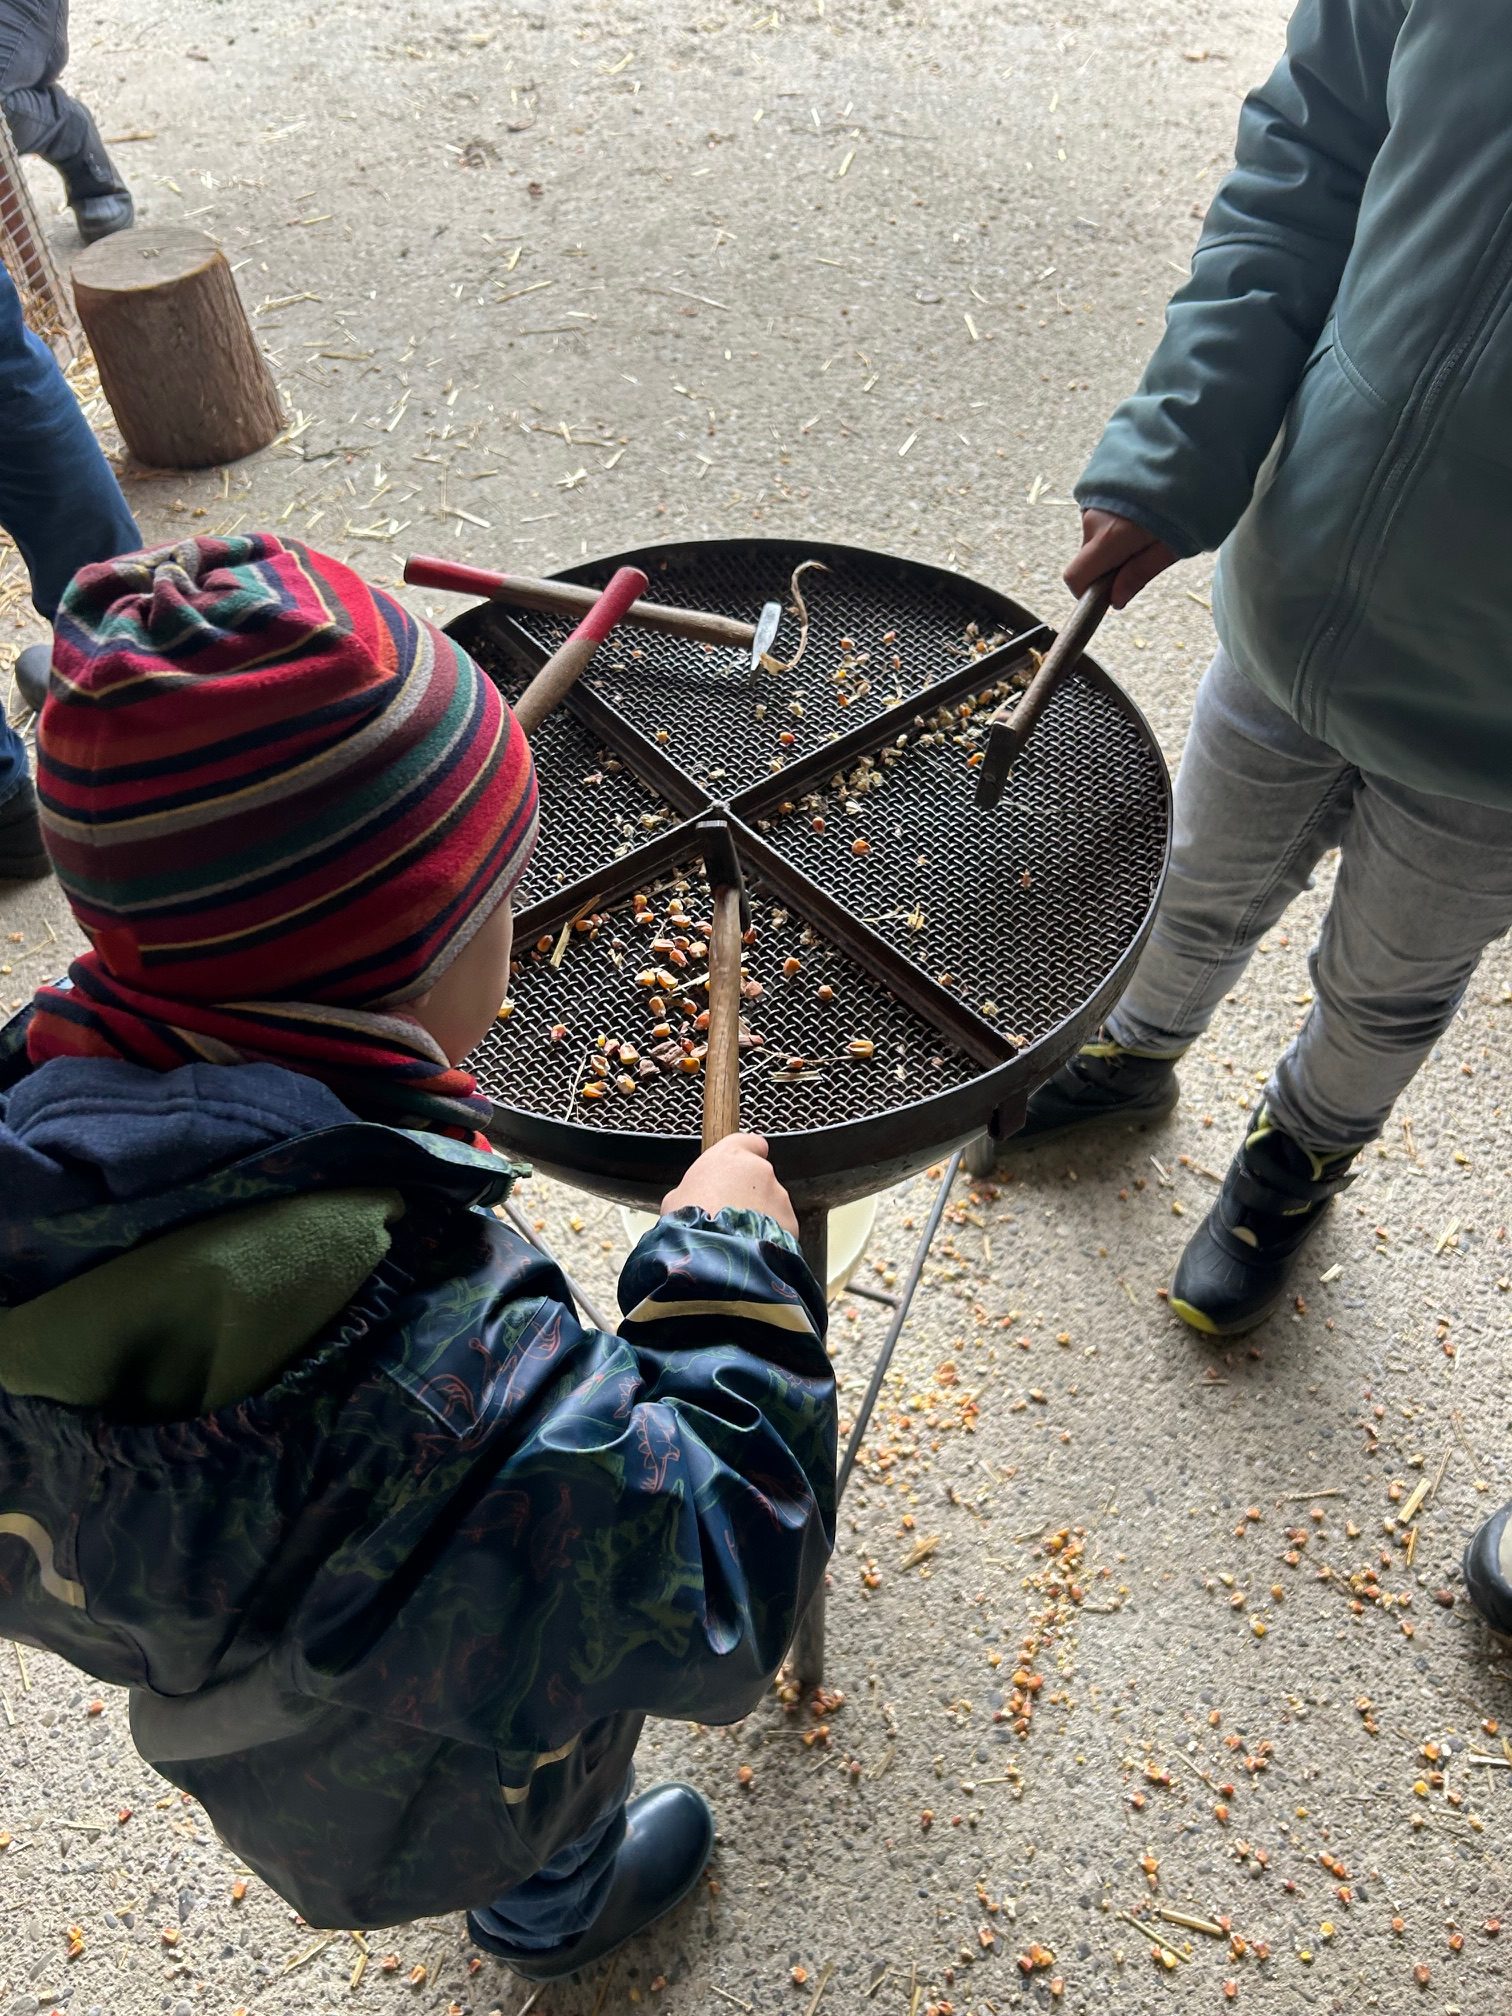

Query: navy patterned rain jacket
[0,1012,836,1927]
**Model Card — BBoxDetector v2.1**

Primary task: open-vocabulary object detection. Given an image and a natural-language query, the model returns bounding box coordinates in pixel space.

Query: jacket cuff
[661,1202,802,1258]
[1072,489,1207,561]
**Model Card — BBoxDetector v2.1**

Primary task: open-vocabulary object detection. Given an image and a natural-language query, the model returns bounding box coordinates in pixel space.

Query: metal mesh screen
[452,538,1169,1160]
[0,118,79,361]
[501,545,1022,798]
[470,861,980,1136]
[753,676,1168,1049]
[457,651,680,913]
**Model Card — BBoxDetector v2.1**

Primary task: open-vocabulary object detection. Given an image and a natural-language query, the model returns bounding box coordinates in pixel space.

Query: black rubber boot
[467,1782,714,1982]
[56,130,134,244]
[0,777,51,881]
[1463,1503,1512,1639]
[1169,1106,1359,1337]
[1014,1030,1182,1143]
[13,644,50,716]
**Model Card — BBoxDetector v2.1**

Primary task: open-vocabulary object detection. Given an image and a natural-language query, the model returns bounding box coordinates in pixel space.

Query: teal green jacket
[1077,0,1512,807]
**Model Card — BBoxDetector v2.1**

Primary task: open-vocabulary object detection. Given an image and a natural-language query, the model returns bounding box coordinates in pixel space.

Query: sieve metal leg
[793,1583,826,1687]
[500,1195,617,1334]
[790,1156,964,1685]
[793,1208,830,1686]
[836,1148,962,1498]
[965,1091,1028,1181]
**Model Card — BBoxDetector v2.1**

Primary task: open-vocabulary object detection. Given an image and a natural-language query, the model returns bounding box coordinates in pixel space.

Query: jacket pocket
[1218,344,1397,724]
[1266,329,1336,469]
[1235,344,1386,591]
[1298,324,1336,384]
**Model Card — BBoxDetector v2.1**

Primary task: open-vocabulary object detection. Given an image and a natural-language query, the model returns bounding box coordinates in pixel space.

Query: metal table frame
[452,536,1169,1223]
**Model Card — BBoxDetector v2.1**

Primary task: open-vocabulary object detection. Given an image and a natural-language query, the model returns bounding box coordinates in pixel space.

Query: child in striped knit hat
[0,535,836,1975]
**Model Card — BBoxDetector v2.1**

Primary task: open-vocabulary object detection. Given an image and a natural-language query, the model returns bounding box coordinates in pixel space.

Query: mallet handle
[702,885,745,1149]
[511,567,647,735]
[404,554,757,651]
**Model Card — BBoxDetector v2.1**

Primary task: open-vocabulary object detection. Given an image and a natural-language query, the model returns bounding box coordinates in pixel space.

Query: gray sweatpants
[1108,648,1512,1156]
[0,0,98,166]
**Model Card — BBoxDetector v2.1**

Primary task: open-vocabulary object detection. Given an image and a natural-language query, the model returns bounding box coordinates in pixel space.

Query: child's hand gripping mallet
[696,819,751,1149]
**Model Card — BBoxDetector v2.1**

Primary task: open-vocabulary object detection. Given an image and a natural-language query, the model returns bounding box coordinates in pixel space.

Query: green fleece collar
[0,1189,404,1423]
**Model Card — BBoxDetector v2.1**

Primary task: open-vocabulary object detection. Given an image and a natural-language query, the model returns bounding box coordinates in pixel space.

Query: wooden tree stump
[72,226,284,470]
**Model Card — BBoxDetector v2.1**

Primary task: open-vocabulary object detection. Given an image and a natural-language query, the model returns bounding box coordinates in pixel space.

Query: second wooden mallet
[510,565,649,736]
[697,818,751,1150]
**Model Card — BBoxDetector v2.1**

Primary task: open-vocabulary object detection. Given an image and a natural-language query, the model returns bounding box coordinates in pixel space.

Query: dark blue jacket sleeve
[289,1206,836,1751]
[1077,0,1404,555]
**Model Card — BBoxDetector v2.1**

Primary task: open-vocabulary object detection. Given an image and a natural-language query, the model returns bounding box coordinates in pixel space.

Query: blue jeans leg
[0,256,140,621]
[0,720,25,806]
[479,1772,633,1953]
[0,253,141,805]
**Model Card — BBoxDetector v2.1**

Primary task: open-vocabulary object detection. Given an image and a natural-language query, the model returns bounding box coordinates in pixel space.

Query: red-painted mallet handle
[510,566,649,736]
[404,554,757,653]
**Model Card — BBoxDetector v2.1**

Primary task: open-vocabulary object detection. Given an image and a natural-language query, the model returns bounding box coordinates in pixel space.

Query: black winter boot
[467,1782,714,1982]
[56,127,134,243]
[1015,1030,1182,1143]
[1462,1503,1512,1639]
[13,644,50,716]
[1169,1106,1359,1336]
[0,776,51,881]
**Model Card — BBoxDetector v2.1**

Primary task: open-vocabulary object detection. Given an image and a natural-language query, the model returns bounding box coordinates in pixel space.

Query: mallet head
[749,599,782,680]
[697,817,751,930]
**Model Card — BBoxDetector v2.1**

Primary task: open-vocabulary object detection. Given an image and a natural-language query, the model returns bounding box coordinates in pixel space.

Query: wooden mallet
[974,577,1113,809]
[697,818,751,1150]
[406,553,773,659]
[509,565,648,735]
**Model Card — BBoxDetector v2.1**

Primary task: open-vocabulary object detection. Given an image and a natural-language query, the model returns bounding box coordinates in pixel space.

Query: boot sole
[1009,1086,1180,1150]
[1168,1293,1282,1339]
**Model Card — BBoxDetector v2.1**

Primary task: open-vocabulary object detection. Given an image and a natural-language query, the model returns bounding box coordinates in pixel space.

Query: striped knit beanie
[34,534,538,1011]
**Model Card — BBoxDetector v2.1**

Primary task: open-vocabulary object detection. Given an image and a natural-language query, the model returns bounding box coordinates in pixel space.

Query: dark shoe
[1015,1030,1182,1143]
[467,1782,714,1982]
[56,138,135,244]
[72,188,135,244]
[0,778,51,881]
[1463,1504,1512,1639]
[13,644,50,716]
[1169,1106,1358,1337]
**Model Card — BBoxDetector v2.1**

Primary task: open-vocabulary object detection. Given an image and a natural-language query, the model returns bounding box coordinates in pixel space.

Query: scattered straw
[804,1961,834,2014]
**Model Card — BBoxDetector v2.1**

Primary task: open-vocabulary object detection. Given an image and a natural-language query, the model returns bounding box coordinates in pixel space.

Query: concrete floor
[3,2,1510,2013]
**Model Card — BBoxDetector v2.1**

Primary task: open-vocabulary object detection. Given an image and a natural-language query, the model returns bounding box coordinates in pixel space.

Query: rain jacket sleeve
[283,1202,836,1751]
[1076,0,1406,555]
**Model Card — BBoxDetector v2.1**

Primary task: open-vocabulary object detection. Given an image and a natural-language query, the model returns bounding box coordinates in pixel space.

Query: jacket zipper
[1294,214,1512,723]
